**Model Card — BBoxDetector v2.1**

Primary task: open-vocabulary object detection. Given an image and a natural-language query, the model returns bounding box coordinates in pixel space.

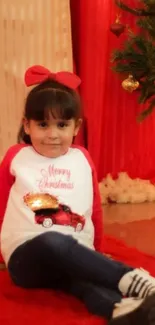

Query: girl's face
[23,115,81,158]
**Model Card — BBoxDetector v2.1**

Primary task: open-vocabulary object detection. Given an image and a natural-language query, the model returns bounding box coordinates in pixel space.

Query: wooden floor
[104,202,155,256]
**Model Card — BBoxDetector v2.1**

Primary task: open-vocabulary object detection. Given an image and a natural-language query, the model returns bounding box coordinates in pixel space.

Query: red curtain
[71,0,155,182]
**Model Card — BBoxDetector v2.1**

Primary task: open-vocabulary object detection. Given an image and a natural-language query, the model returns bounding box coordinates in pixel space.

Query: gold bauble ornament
[122,74,139,93]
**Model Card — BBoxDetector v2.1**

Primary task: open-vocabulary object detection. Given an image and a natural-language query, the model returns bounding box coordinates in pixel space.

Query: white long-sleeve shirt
[0,144,103,264]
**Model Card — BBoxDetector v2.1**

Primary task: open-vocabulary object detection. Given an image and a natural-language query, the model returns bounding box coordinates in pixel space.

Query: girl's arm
[0,147,16,262]
[91,164,104,252]
[0,148,15,227]
[0,144,26,228]
[73,145,104,252]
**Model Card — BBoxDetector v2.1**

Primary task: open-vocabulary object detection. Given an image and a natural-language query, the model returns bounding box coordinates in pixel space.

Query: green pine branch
[112,0,155,121]
[115,0,155,16]
[137,98,155,122]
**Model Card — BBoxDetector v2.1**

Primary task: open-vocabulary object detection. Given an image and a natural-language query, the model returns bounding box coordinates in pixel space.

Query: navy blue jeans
[8,232,132,319]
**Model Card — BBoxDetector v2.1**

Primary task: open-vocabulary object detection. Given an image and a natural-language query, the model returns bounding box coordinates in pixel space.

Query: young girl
[1,65,155,325]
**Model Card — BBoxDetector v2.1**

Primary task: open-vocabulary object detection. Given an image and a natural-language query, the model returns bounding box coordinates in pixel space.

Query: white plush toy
[99,172,155,204]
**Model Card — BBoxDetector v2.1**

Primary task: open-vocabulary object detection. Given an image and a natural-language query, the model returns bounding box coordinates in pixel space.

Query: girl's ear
[23,118,30,135]
[74,118,83,136]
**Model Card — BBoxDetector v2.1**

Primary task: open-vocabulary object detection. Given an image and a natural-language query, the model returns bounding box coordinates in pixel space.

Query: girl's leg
[8,232,155,298]
[8,232,155,324]
[69,280,155,324]
[8,232,131,289]
[68,279,122,319]
[8,234,123,320]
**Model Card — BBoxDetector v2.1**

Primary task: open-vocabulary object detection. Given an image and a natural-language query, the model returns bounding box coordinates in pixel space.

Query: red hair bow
[25,65,81,90]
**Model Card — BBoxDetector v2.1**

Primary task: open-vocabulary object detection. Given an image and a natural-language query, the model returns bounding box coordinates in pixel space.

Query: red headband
[24,65,81,90]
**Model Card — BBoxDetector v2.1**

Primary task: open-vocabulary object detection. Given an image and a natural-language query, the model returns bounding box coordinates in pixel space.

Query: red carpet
[1,235,155,325]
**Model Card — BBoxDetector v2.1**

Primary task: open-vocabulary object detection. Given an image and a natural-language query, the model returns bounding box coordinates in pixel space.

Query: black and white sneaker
[119,268,155,298]
[109,293,155,325]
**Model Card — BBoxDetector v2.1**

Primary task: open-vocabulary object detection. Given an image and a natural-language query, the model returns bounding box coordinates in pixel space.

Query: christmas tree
[111,0,155,121]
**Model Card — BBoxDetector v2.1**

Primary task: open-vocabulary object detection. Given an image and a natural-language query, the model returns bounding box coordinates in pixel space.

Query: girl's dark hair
[17,79,81,144]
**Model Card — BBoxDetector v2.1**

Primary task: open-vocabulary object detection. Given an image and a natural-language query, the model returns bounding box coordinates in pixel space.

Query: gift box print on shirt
[24,193,85,231]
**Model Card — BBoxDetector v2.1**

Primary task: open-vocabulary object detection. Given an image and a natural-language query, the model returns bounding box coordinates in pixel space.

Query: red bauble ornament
[110,17,125,37]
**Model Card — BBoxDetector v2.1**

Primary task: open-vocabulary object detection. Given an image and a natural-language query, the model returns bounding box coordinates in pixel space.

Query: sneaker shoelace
[127,269,155,298]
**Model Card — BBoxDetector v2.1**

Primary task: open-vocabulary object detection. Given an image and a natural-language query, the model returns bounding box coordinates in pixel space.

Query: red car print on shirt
[24,193,85,232]
[35,208,85,232]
